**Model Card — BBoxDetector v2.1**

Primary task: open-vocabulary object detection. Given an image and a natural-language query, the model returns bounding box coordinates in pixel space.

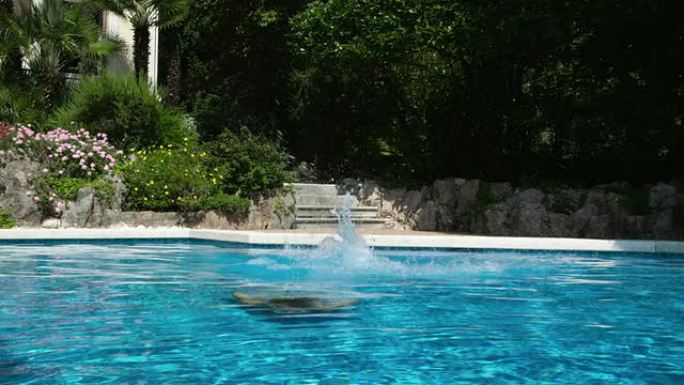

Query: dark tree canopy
[169,0,684,186]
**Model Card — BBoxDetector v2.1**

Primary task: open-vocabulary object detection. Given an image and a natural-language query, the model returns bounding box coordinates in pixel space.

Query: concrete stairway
[290,183,388,229]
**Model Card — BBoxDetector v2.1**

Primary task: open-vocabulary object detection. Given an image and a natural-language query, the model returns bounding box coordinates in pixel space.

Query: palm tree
[92,0,188,82]
[1,0,121,109]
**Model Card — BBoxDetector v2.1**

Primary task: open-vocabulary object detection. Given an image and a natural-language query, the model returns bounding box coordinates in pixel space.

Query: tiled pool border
[0,228,683,254]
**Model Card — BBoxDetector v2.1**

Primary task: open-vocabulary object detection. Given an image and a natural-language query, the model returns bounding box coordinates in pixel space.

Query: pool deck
[0,227,683,254]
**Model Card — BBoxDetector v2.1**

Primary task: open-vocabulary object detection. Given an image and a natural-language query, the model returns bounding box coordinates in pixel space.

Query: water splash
[283,193,501,278]
[255,193,595,279]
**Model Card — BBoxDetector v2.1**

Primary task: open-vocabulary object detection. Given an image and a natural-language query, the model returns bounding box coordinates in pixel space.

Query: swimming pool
[1,239,682,384]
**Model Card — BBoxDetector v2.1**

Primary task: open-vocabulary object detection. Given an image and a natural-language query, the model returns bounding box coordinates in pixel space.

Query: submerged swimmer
[233,291,358,313]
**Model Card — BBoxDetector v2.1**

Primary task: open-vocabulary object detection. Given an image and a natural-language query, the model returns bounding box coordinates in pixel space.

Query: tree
[0,0,23,81]
[1,0,121,109]
[93,0,188,82]
[177,0,307,138]
[289,0,684,184]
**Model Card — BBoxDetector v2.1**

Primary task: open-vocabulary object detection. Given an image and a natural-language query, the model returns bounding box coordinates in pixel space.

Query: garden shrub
[119,140,215,211]
[0,123,123,216]
[49,74,192,149]
[180,193,251,214]
[0,83,48,126]
[0,125,122,178]
[206,129,293,197]
[33,176,114,202]
[120,138,253,214]
[0,208,15,229]
[603,184,650,216]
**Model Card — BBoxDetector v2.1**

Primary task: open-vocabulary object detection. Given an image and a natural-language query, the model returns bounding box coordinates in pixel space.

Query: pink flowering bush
[0,123,123,178]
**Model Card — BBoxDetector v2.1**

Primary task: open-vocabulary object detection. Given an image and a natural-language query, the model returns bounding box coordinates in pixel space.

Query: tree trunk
[164,30,182,106]
[133,24,150,82]
[0,0,23,81]
[43,70,63,112]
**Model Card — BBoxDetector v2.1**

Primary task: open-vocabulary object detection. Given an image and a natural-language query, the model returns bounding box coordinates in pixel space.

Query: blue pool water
[0,239,683,384]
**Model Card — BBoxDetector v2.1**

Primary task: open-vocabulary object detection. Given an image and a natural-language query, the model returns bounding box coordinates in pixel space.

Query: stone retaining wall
[0,160,295,230]
[347,178,684,240]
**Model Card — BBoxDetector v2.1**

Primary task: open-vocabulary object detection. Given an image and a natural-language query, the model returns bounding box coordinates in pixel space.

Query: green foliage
[0,83,48,125]
[285,0,684,184]
[177,0,305,138]
[180,193,250,215]
[0,207,15,229]
[465,182,495,220]
[206,129,293,197]
[92,0,189,79]
[50,74,192,149]
[32,175,115,217]
[34,176,114,202]
[0,0,121,109]
[119,139,253,213]
[603,185,651,216]
[119,140,214,211]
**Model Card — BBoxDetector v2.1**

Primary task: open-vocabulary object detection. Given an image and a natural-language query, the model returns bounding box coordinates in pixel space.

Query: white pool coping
[0,228,683,254]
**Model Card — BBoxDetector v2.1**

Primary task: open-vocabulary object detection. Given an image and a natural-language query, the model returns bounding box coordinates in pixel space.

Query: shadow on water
[0,336,61,384]
[233,302,360,325]
[229,194,367,325]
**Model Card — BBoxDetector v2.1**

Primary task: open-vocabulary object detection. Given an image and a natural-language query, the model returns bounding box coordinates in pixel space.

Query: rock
[490,182,513,202]
[572,205,597,237]
[110,211,182,227]
[420,186,433,201]
[41,218,61,229]
[0,160,42,226]
[433,178,461,206]
[378,188,406,215]
[61,187,96,228]
[517,188,545,204]
[507,189,547,236]
[457,179,481,211]
[544,189,583,214]
[545,213,572,237]
[403,190,424,213]
[586,215,611,238]
[653,209,675,239]
[107,175,127,212]
[183,211,243,230]
[416,201,439,231]
[649,183,678,210]
[358,181,382,206]
[233,291,358,313]
[479,204,510,235]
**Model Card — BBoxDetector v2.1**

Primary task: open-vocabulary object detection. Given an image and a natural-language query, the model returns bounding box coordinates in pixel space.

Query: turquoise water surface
[0,239,682,384]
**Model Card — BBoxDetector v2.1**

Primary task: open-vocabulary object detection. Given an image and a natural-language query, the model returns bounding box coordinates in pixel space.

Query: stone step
[296,205,379,218]
[289,183,342,196]
[295,217,389,229]
[295,194,359,207]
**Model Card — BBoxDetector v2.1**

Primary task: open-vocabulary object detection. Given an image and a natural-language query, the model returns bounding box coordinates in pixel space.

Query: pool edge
[0,228,683,254]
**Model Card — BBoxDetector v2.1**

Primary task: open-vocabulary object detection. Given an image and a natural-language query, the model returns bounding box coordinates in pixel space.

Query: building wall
[102,11,159,87]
